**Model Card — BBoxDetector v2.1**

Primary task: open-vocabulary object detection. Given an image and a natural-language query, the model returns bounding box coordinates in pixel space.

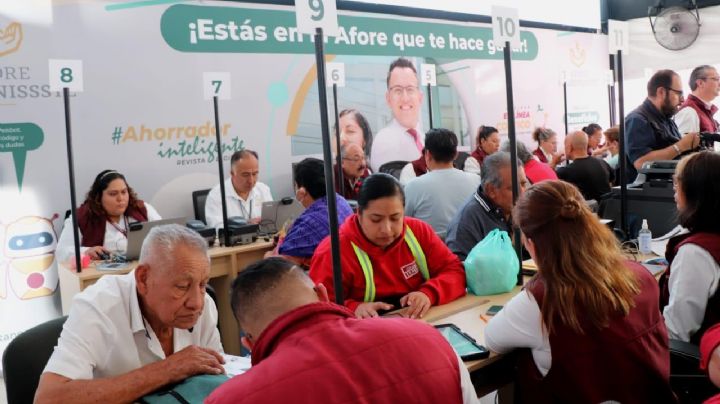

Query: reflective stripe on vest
[351,225,429,302]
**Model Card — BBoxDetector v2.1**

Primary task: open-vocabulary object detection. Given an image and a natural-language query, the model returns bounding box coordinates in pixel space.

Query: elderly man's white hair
[139,224,209,265]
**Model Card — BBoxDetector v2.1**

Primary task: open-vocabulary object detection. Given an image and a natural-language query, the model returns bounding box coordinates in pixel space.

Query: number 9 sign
[295,0,339,36]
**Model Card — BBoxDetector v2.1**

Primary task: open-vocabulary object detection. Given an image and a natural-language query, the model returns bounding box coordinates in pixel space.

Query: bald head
[231,258,325,339]
[567,131,588,158]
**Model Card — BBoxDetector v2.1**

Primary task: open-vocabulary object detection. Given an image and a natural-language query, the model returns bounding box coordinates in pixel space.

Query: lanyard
[108,216,129,238]
[239,198,253,220]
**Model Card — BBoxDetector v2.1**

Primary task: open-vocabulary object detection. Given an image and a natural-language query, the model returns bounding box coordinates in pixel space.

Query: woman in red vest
[463,125,499,176]
[661,151,720,344]
[484,180,674,403]
[56,170,161,262]
[309,173,466,319]
[531,127,563,168]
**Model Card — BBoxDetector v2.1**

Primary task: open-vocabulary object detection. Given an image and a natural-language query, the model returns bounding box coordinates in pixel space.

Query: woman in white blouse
[661,151,720,343]
[57,170,161,261]
[484,180,672,403]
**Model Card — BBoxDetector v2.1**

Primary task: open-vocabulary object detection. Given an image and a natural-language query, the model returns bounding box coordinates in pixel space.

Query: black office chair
[192,189,211,225]
[453,151,470,171]
[2,316,67,404]
[378,160,408,180]
[669,338,718,403]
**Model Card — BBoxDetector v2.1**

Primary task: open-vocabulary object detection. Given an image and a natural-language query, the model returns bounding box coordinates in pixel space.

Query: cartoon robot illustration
[2,214,59,300]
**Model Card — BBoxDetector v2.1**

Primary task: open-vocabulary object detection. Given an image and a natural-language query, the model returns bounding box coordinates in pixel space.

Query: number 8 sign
[48,60,84,92]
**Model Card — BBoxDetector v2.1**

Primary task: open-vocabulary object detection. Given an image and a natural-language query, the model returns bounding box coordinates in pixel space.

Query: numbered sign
[203,72,231,100]
[295,0,339,36]
[326,62,345,87]
[608,20,630,55]
[491,6,520,48]
[420,64,437,86]
[48,59,83,92]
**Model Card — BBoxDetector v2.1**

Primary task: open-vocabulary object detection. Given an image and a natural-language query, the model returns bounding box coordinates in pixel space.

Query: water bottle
[638,219,652,255]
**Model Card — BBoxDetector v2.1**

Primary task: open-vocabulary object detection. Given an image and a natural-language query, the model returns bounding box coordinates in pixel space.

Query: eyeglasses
[389,85,419,98]
[342,156,365,163]
[701,76,720,82]
[665,87,684,97]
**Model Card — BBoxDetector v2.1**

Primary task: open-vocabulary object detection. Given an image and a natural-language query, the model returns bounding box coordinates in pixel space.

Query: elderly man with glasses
[335,142,370,201]
[624,69,700,183]
[675,65,720,137]
[370,57,425,173]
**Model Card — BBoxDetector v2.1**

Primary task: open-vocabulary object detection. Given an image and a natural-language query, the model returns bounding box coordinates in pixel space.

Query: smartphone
[486,305,503,316]
[435,324,490,361]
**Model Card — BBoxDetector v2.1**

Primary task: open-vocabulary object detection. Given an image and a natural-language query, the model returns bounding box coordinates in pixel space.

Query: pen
[479,314,489,324]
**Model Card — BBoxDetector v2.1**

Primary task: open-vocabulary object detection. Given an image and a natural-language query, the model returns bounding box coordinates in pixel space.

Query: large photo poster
[0,0,609,364]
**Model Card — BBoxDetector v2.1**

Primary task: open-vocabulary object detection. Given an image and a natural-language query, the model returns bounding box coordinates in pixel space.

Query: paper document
[651,240,668,257]
[222,354,251,377]
[652,225,684,242]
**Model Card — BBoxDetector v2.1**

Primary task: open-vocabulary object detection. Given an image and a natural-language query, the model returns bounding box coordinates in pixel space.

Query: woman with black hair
[662,151,720,343]
[309,173,466,319]
[583,123,608,157]
[337,109,373,156]
[57,169,161,261]
[464,125,500,175]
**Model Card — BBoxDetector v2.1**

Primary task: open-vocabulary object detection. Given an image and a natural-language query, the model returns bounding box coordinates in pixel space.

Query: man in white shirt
[674,65,720,136]
[404,129,480,239]
[370,58,424,173]
[35,224,224,404]
[205,150,273,228]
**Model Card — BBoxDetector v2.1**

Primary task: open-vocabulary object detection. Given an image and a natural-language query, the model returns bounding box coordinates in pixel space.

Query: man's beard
[660,94,678,117]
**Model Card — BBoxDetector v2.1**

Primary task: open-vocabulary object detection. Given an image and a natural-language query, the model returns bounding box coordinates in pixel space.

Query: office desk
[426,281,527,372]
[57,240,274,355]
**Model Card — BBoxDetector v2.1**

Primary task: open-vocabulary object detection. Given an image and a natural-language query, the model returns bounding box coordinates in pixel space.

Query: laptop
[258,198,305,235]
[125,217,186,260]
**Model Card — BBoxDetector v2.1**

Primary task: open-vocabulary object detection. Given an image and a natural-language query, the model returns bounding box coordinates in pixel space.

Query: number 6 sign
[326,63,345,87]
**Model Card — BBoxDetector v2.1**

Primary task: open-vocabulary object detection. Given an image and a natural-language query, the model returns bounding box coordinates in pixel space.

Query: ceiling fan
[648,0,701,50]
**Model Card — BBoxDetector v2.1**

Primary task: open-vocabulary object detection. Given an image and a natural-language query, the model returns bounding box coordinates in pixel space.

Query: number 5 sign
[491,6,521,48]
[420,64,436,86]
[295,0,339,36]
[49,60,83,92]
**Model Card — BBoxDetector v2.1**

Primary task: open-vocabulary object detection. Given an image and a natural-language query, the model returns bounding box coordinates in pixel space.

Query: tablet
[435,323,490,361]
